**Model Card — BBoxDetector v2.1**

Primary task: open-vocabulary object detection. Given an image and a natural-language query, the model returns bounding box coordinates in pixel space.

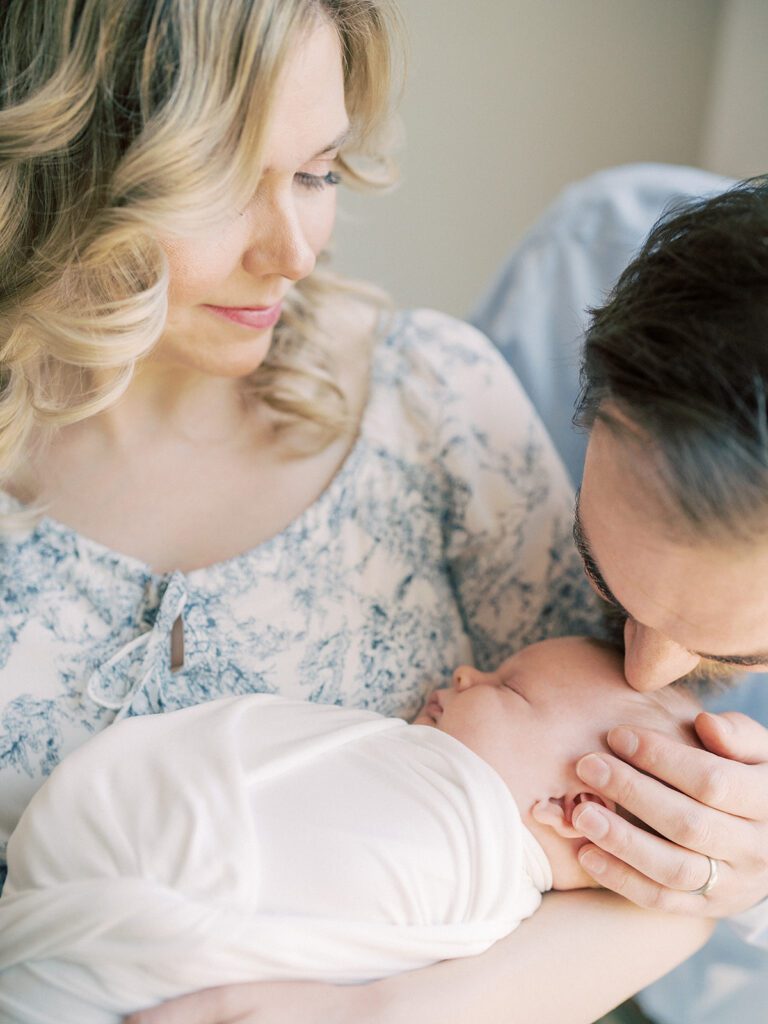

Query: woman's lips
[204,302,283,330]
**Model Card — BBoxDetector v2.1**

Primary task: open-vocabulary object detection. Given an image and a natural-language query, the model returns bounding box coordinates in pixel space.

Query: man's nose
[243,198,317,283]
[623,618,700,691]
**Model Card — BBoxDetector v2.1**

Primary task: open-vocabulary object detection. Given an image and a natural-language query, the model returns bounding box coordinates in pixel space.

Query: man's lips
[203,302,283,329]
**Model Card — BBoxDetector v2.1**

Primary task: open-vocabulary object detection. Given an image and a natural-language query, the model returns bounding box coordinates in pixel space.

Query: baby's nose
[452,665,497,691]
[451,665,475,690]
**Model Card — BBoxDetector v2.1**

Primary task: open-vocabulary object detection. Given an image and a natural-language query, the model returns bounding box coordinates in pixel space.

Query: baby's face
[414,636,700,889]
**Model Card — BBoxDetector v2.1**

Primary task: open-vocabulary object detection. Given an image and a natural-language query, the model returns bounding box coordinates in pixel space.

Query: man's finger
[605,725,768,819]
[571,801,719,893]
[695,711,768,766]
[575,751,752,859]
[576,844,715,916]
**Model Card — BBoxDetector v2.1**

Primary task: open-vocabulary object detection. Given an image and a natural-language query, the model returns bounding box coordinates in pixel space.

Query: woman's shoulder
[371,308,536,432]
[380,308,506,370]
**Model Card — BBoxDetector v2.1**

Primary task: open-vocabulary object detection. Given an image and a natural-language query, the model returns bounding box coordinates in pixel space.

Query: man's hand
[570,711,768,916]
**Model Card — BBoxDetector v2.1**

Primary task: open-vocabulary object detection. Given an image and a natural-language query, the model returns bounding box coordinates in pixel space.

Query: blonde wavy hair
[0,0,400,499]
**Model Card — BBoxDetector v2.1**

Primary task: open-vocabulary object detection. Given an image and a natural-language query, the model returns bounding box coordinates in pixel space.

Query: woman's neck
[90,360,259,451]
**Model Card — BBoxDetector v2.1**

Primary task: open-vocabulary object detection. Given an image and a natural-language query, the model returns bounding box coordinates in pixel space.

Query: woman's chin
[149,331,276,379]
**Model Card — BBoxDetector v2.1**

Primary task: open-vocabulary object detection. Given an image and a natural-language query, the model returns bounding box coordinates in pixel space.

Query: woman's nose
[623,618,700,691]
[244,197,317,283]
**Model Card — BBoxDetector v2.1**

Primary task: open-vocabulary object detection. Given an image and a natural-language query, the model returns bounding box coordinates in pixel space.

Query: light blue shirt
[471,163,768,1024]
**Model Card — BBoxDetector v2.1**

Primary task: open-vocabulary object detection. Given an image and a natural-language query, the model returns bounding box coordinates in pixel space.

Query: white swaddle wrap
[0,694,551,1023]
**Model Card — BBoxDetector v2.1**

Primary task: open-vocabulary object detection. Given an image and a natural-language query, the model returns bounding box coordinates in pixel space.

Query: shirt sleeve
[728,896,768,948]
[403,309,603,671]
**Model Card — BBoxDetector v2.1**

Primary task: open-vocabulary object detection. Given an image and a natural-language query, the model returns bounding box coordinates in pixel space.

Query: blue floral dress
[0,310,598,887]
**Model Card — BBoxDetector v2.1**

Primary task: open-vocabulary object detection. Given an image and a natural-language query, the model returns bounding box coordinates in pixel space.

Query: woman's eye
[295,170,341,192]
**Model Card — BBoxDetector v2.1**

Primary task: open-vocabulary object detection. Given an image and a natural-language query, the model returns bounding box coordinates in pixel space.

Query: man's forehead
[578,441,768,663]
[583,415,677,518]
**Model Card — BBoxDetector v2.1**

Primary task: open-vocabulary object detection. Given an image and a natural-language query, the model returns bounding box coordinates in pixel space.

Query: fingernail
[577,754,610,787]
[573,804,609,838]
[609,727,638,757]
[580,850,607,876]
[712,713,732,733]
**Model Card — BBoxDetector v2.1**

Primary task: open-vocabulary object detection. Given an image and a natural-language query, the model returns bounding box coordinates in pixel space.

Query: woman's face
[156,18,349,378]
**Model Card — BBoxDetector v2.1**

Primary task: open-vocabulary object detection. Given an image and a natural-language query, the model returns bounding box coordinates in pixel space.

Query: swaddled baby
[0,637,699,1023]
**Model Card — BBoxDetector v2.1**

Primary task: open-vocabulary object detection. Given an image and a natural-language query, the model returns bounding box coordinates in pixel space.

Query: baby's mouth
[424,692,442,720]
[417,691,443,724]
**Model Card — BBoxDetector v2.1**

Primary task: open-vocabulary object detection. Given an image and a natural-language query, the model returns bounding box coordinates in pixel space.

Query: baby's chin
[412,706,438,727]
[527,819,602,892]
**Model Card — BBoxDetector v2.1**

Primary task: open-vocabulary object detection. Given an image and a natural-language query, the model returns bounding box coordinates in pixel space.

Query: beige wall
[332,0,724,317]
[701,0,768,178]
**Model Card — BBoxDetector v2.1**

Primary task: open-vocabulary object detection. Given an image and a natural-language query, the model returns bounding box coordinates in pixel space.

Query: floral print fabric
[0,310,598,885]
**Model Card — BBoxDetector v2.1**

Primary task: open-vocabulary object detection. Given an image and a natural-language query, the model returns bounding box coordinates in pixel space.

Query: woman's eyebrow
[313,126,351,157]
[572,499,630,618]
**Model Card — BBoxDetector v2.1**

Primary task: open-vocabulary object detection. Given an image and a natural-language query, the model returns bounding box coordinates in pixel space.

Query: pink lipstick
[204,302,283,330]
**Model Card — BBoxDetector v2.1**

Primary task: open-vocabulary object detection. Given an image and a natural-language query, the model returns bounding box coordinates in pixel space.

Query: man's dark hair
[576,175,768,541]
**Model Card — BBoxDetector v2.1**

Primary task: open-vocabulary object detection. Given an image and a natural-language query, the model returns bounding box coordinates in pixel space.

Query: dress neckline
[0,311,399,582]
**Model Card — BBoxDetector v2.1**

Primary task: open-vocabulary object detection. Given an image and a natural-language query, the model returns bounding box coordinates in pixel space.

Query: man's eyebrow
[697,650,768,667]
[573,497,631,618]
[314,127,351,157]
[574,495,768,667]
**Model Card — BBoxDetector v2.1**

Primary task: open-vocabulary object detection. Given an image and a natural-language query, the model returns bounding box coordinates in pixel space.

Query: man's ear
[531,793,616,839]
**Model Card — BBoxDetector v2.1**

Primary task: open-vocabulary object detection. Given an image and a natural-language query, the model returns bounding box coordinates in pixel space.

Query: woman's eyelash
[295,170,341,191]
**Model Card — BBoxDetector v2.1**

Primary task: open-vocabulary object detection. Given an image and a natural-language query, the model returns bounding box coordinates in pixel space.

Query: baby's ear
[531,797,581,839]
[531,793,615,839]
